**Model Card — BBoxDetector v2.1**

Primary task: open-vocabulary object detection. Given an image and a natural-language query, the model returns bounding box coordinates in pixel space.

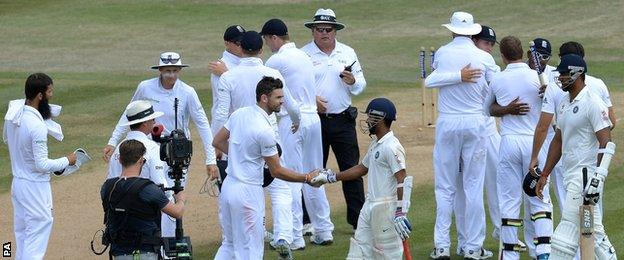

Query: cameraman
[101,140,186,259]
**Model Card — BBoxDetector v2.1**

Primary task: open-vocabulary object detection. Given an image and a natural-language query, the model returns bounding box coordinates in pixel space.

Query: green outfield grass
[1,0,622,259]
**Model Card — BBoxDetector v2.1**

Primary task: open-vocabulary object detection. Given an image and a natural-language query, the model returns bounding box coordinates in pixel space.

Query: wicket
[420,47,438,127]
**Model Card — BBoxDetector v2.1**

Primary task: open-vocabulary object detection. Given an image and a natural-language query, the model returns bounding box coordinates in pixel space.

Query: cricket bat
[529,41,548,98]
[419,47,427,126]
[580,168,594,260]
[403,240,412,260]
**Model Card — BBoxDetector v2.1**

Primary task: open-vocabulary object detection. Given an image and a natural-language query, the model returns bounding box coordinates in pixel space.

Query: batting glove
[309,168,336,187]
[583,168,606,205]
[393,207,412,240]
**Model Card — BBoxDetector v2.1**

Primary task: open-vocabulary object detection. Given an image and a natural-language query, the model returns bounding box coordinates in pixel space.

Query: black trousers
[318,110,365,229]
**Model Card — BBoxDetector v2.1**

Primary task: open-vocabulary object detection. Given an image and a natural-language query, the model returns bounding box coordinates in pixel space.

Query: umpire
[101,140,186,259]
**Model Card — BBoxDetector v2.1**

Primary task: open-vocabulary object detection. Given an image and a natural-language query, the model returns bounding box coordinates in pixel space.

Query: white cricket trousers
[215,177,265,260]
[266,178,293,244]
[278,112,334,246]
[347,198,402,260]
[497,135,552,259]
[433,113,487,252]
[455,122,501,251]
[11,178,54,260]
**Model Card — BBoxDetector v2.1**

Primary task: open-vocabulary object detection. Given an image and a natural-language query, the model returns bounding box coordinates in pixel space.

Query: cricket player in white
[102,51,218,237]
[485,36,552,260]
[212,76,319,260]
[535,54,617,260]
[425,25,503,255]
[106,100,167,187]
[3,73,85,260]
[311,97,412,260]
[426,11,496,259]
[212,31,301,257]
[260,18,333,250]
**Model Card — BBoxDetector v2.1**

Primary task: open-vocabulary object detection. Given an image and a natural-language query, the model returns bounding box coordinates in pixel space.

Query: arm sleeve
[424,70,462,88]
[107,85,142,146]
[278,74,301,125]
[597,79,612,107]
[139,184,171,210]
[588,100,612,132]
[107,145,122,179]
[386,144,407,175]
[344,51,366,96]
[482,55,500,83]
[31,126,69,173]
[147,145,167,186]
[212,76,231,137]
[187,88,217,165]
[541,83,559,114]
[258,129,278,157]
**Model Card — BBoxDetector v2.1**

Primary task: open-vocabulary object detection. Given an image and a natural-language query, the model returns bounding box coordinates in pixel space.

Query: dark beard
[38,97,52,120]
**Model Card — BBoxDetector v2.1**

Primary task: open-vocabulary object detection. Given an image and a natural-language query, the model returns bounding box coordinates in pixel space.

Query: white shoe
[430,247,451,259]
[272,239,293,260]
[309,234,333,246]
[302,223,314,236]
[464,248,493,259]
[264,230,274,243]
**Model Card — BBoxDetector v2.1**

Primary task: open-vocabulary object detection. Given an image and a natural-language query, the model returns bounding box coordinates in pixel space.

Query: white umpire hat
[150,51,189,69]
[304,8,345,30]
[121,100,164,126]
[442,11,481,36]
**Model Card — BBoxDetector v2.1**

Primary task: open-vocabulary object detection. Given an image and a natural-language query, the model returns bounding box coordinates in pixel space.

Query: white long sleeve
[187,88,216,165]
[32,126,69,173]
[425,70,462,88]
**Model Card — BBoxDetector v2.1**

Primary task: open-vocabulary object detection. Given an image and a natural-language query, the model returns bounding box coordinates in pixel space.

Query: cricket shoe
[302,223,314,236]
[272,239,293,260]
[536,253,550,260]
[464,248,493,259]
[264,230,274,243]
[309,234,333,246]
[430,247,451,259]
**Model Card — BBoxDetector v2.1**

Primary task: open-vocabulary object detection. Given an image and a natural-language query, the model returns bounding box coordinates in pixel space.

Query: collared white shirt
[4,103,69,182]
[266,42,317,113]
[211,50,241,135]
[213,57,300,134]
[107,131,167,186]
[556,87,611,173]
[224,105,278,186]
[361,131,406,200]
[301,40,366,114]
[107,77,216,165]
[425,36,498,115]
[487,62,542,136]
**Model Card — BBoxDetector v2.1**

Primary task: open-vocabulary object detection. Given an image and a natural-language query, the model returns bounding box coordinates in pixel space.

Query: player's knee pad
[550,220,578,260]
[595,234,617,260]
[370,201,402,256]
[346,237,366,260]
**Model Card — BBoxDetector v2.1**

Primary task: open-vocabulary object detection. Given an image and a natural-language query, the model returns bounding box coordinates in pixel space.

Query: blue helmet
[365,97,397,121]
[555,53,587,74]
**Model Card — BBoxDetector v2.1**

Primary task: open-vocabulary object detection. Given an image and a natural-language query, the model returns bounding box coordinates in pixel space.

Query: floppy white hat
[150,51,189,69]
[442,11,481,36]
[121,100,164,126]
[304,8,346,30]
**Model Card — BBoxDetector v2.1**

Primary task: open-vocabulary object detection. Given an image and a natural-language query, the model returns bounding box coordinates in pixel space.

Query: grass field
[1,0,623,259]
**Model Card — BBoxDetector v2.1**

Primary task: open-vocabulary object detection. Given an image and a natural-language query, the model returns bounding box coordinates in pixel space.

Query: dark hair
[243,49,261,56]
[129,122,142,131]
[25,73,53,100]
[119,139,145,168]
[256,76,283,102]
[559,41,585,58]
[499,36,523,61]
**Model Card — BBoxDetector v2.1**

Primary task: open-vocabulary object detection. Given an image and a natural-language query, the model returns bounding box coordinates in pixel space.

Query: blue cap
[260,18,288,36]
[240,31,263,52]
[555,54,587,74]
[473,25,497,43]
[365,97,397,121]
[532,38,551,55]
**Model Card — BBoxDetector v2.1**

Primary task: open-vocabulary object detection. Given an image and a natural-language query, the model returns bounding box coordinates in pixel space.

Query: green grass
[0,0,623,259]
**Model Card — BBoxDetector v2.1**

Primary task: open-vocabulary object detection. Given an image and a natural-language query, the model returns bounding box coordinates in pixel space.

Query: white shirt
[266,42,317,113]
[224,106,278,186]
[107,78,216,165]
[4,102,69,182]
[106,131,167,186]
[301,40,366,114]
[213,57,300,134]
[556,87,611,173]
[488,63,542,136]
[211,51,241,135]
[425,36,498,115]
[361,131,406,200]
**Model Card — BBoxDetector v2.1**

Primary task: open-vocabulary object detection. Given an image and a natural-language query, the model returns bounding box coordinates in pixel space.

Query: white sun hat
[121,100,164,126]
[442,11,481,36]
[304,8,346,30]
[150,51,189,69]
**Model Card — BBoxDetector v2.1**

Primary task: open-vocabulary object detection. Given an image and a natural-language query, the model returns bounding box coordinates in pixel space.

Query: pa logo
[573,106,579,113]
[2,242,10,257]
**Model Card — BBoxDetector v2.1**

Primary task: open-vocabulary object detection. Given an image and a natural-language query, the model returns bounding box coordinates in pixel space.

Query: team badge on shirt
[573,106,579,113]
[374,151,380,159]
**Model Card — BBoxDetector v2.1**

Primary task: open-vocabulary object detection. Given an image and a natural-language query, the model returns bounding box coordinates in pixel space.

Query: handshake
[309,168,338,187]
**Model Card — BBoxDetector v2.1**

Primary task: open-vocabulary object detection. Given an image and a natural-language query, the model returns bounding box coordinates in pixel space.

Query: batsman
[311,97,413,259]
[533,54,617,259]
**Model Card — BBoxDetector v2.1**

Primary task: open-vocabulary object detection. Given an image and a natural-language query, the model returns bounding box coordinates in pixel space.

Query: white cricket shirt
[488,63,542,136]
[361,131,407,200]
[107,78,216,165]
[4,103,69,182]
[301,40,366,114]
[107,131,167,186]
[211,50,241,135]
[224,106,278,186]
[556,87,611,173]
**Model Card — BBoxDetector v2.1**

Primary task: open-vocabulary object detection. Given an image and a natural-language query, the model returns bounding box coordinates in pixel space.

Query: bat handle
[403,240,412,260]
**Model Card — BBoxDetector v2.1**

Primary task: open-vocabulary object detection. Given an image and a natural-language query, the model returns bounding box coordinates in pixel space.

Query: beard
[38,97,52,120]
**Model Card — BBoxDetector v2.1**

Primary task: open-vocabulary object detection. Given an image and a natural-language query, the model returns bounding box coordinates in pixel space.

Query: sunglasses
[160,57,180,64]
[314,27,335,33]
